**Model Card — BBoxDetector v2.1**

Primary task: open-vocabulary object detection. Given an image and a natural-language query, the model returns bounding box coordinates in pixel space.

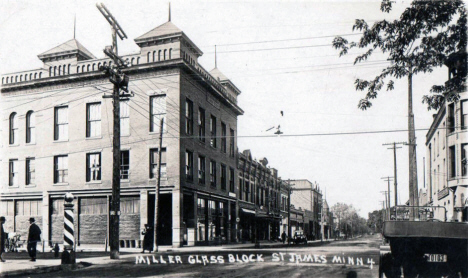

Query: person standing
[281,231,286,244]
[141,224,154,253]
[0,216,6,262]
[27,218,41,261]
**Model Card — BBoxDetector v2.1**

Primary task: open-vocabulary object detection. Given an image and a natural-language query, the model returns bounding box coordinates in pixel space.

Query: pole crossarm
[96,3,127,40]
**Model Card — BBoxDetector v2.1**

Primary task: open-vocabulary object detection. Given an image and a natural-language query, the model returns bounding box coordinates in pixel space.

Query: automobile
[293,231,307,244]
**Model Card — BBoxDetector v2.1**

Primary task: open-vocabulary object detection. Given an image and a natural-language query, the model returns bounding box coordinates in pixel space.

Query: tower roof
[38,39,95,61]
[135,21,183,41]
[209,67,229,82]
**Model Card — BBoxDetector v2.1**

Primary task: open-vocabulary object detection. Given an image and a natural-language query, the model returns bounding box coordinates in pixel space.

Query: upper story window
[186,150,193,181]
[198,107,205,142]
[86,103,101,138]
[185,99,193,135]
[26,158,35,186]
[198,155,205,185]
[221,122,227,153]
[9,112,17,145]
[462,100,467,130]
[120,100,130,136]
[221,164,227,191]
[229,129,235,157]
[462,144,467,176]
[86,153,101,182]
[210,115,217,148]
[120,150,130,180]
[54,106,68,141]
[9,159,18,186]
[229,168,235,193]
[210,160,216,188]
[26,111,35,144]
[150,148,167,179]
[54,155,68,184]
[150,95,166,133]
[449,146,456,178]
[448,103,455,133]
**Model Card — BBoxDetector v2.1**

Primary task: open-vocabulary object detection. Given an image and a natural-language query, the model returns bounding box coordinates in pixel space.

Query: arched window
[49,67,52,76]
[1,77,4,84]
[24,75,27,81]
[158,50,162,61]
[6,77,9,83]
[63,65,66,75]
[82,65,85,72]
[68,64,71,74]
[20,75,23,82]
[34,73,37,79]
[164,49,167,60]
[169,48,172,59]
[153,51,156,62]
[77,66,80,73]
[147,52,151,63]
[39,72,42,78]
[58,65,62,76]
[9,112,17,145]
[29,73,33,80]
[26,111,35,144]
[103,61,107,67]
[87,64,90,72]
[54,66,57,76]
[98,62,101,69]
[15,76,18,82]
[137,57,140,64]
[93,64,96,71]
[131,58,135,65]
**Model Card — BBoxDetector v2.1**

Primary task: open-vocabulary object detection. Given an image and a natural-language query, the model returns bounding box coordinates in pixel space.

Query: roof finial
[74,14,76,39]
[168,2,171,22]
[215,45,217,68]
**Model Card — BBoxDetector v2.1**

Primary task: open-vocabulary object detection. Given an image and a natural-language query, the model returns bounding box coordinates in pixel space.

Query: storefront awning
[241,208,256,214]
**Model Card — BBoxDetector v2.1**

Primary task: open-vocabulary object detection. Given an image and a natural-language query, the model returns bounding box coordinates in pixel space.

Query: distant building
[425,51,467,222]
[289,179,322,239]
[0,15,243,247]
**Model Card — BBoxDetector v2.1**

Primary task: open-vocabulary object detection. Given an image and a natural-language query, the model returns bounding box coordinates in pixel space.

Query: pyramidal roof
[209,67,229,82]
[38,39,95,60]
[135,21,183,41]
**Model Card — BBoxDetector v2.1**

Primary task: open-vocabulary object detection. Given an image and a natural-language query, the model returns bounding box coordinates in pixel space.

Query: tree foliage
[331,203,369,237]
[332,0,467,110]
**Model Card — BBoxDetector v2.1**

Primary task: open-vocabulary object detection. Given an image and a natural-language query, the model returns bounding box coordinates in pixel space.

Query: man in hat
[0,216,6,262]
[27,218,41,261]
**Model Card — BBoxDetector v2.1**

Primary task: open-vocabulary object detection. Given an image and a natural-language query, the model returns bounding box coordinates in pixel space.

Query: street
[8,235,380,278]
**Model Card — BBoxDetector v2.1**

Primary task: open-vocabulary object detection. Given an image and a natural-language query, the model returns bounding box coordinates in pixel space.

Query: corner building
[425,52,467,222]
[0,18,243,247]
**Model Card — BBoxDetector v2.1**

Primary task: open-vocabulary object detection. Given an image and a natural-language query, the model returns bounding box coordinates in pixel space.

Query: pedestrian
[281,231,286,244]
[27,217,41,261]
[141,224,154,253]
[0,216,6,262]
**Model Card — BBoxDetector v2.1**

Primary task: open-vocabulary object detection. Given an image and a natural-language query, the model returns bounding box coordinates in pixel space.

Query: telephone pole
[383,142,405,207]
[97,3,132,260]
[153,118,165,253]
[381,190,389,220]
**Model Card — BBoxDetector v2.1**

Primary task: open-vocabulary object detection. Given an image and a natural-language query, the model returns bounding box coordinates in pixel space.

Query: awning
[241,208,256,214]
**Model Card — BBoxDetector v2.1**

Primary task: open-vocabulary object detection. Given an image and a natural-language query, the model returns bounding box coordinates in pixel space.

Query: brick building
[0,16,243,247]
[289,179,322,240]
[237,150,285,241]
[425,51,467,222]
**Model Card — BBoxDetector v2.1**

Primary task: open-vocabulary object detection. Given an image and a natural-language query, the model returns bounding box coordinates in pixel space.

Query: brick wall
[120,214,140,240]
[78,215,107,244]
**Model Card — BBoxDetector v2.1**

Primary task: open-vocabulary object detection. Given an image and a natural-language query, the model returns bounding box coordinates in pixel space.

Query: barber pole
[64,193,75,250]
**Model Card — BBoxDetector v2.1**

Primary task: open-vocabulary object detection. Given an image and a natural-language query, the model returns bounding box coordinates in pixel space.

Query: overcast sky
[0,0,449,217]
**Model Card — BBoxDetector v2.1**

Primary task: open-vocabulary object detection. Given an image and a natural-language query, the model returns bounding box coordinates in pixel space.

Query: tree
[331,203,368,238]
[332,1,466,217]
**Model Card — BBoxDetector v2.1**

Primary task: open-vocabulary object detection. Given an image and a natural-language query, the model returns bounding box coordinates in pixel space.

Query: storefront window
[197,198,206,242]
[208,200,217,241]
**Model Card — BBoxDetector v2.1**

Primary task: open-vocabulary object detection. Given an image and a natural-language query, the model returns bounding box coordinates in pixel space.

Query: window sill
[9,144,20,147]
[86,136,102,140]
[54,182,69,186]
[149,177,168,181]
[121,179,130,183]
[120,134,131,138]
[54,139,69,143]
[25,184,36,188]
[86,181,102,184]
[25,142,36,146]
[8,185,19,188]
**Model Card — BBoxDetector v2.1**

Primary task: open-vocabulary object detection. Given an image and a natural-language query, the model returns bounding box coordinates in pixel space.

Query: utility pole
[287,180,291,246]
[407,65,419,220]
[381,177,393,219]
[383,142,405,207]
[381,191,389,220]
[97,3,132,260]
[153,118,165,253]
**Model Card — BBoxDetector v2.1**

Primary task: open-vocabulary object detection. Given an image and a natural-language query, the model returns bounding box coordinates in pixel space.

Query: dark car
[293,231,307,244]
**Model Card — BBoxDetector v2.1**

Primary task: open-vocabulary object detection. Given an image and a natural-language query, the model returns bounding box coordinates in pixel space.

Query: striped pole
[64,193,75,250]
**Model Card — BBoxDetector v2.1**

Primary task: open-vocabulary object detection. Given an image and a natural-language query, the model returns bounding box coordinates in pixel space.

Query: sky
[0,0,450,218]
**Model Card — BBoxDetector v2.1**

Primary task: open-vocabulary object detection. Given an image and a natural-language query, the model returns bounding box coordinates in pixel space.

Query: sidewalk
[0,239,332,277]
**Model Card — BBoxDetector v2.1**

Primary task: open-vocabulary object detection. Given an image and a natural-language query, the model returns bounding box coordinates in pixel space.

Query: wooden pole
[153,118,164,253]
